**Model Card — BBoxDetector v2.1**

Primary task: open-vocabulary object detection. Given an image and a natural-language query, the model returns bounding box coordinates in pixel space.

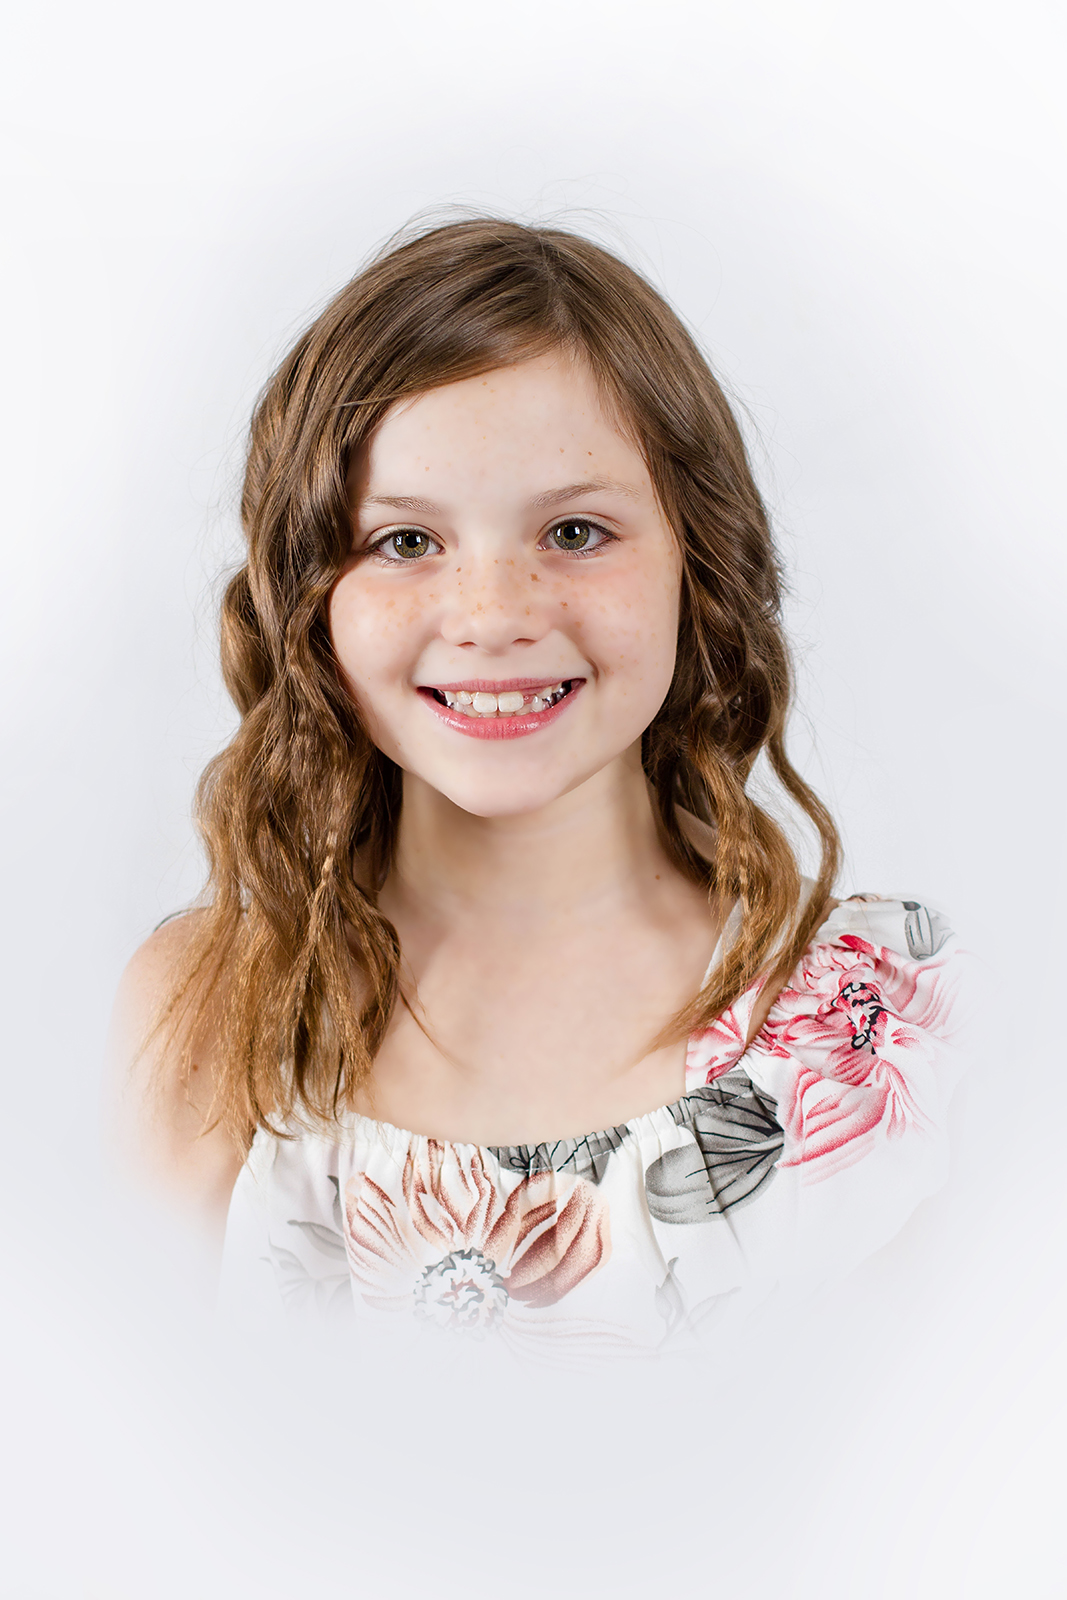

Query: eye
[372,529,440,562]
[542,519,614,556]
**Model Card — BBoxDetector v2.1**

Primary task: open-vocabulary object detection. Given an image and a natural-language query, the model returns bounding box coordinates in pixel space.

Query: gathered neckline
[331,1069,760,1165]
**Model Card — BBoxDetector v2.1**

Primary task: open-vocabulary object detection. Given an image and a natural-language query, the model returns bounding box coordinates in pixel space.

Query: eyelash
[543,519,616,558]
[365,518,618,564]
[366,529,443,564]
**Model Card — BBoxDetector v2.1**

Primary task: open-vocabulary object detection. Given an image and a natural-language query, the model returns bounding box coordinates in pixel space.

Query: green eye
[549,521,594,552]
[388,530,433,560]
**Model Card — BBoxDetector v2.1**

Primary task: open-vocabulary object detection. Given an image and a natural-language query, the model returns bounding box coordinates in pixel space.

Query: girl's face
[330,350,682,819]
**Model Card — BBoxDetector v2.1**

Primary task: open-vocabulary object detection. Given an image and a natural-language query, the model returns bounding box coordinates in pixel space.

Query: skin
[107,912,243,1263]
[109,348,792,1240]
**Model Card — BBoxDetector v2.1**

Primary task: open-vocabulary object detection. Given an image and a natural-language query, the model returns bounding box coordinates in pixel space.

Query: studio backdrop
[2,2,1063,1596]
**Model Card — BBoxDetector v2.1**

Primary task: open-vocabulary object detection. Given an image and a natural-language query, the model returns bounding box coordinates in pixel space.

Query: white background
[2,1,1064,1596]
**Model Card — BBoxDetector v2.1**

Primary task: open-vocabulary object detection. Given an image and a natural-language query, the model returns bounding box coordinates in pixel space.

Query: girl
[113,218,964,1358]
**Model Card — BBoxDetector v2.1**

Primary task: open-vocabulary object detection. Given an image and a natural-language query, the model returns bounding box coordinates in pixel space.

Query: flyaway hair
[159,217,841,1146]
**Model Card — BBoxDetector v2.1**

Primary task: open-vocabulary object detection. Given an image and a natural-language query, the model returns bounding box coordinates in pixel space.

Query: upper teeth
[439,683,568,716]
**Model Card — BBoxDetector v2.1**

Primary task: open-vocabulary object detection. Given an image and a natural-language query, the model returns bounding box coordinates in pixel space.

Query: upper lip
[419,677,584,693]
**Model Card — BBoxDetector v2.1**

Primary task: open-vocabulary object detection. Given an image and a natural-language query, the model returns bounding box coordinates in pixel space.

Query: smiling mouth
[423,681,579,718]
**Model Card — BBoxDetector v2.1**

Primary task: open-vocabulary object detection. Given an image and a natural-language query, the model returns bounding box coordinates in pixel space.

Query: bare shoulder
[107,913,246,1240]
[109,911,211,1076]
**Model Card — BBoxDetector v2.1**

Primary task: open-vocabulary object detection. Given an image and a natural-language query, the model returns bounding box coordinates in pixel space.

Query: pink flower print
[761,934,957,1181]
[685,1006,748,1087]
[343,1141,611,1337]
[685,975,766,1088]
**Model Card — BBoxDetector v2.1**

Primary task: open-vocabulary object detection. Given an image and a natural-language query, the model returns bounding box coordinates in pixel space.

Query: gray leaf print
[287,1219,348,1258]
[645,1072,784,1224]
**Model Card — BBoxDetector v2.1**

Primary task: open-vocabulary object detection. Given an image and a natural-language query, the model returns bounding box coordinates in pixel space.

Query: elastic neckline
[334,1073,754,1166]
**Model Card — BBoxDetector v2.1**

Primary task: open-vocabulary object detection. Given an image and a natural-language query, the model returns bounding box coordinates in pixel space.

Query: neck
[383,746,671,923]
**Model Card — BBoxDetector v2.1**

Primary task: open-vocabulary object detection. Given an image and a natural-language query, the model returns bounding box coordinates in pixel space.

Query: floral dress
[219,895,967,1359]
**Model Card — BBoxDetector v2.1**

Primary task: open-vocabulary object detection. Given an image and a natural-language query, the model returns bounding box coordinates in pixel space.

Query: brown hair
[165,216,840,1146]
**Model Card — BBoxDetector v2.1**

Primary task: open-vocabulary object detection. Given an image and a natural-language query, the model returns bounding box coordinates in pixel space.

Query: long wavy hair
[163,216,840,1147]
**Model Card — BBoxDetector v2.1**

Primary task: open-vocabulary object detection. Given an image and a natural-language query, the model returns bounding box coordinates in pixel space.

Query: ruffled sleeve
[686,895,970,1282]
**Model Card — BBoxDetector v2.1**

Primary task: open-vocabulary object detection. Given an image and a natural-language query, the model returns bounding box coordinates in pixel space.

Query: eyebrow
[360,479,643,516]
[527,479,643,508]
[360,494,442,513]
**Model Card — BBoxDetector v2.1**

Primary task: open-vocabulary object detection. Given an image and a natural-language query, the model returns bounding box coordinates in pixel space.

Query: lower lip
[417,683,583,740]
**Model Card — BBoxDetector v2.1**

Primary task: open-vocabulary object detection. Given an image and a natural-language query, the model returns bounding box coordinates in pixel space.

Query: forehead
[351,351,651,502]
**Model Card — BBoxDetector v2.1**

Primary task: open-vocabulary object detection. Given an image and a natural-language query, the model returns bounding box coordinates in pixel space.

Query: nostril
[456,636,538,649]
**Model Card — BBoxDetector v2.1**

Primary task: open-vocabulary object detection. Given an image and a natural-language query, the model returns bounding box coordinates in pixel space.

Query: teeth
[437,681,570,717]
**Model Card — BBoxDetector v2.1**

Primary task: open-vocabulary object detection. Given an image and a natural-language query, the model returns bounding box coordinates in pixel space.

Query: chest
[353,910,720,1145]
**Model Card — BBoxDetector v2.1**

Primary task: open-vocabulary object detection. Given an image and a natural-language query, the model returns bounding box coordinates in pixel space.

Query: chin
[409,748,607,819]
[434,777,577,820]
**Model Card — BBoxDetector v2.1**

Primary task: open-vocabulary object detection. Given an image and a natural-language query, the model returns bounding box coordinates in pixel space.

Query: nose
[438,552,548,654]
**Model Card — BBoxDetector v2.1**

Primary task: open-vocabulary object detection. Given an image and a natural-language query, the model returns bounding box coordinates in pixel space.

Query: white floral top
[220,896,967,1360]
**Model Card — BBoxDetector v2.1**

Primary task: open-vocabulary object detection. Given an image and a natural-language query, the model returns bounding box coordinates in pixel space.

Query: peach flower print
[344,1139,612,1340]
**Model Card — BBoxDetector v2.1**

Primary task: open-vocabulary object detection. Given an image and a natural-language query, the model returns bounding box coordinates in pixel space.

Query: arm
[105,915,246,1255]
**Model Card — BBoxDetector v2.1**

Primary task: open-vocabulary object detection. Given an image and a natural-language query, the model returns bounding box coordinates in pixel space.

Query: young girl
[113,218,964,1358]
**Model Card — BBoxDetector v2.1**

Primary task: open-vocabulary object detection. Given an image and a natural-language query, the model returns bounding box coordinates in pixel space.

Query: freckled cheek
[328,579,431,691]
[568,566,680,675]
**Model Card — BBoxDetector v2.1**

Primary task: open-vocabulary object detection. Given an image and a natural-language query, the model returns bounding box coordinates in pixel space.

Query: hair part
[159,215,840,1147]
